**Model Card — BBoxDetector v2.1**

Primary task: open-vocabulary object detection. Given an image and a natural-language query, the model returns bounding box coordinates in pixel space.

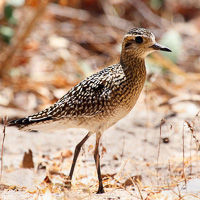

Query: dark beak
[150,43,172,52]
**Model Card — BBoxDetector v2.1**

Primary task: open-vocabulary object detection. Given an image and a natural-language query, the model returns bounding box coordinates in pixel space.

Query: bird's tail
[8,104,58,131]
[8,117,31,126]
[8,116,53,127]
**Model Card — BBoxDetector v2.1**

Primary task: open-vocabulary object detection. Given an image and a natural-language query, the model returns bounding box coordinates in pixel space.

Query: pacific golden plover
[8,28,171,193]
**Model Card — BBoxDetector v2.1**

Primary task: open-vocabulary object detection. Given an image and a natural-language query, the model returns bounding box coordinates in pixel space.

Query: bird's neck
[120,51,146,78]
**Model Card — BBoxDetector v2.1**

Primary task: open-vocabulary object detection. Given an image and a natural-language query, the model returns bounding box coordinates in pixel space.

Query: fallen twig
[157,119,165,186]
[0,115,7,181]
[182,122,187,186]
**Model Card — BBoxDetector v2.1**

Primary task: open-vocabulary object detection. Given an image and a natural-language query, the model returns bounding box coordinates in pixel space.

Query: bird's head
[122,28,171,58]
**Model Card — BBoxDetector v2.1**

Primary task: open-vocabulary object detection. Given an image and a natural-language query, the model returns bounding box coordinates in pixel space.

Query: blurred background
[1,1,200,198]
[0,0,200,118]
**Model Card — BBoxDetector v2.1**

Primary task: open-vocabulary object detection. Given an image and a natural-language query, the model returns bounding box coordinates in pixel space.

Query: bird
[8,28,171,194]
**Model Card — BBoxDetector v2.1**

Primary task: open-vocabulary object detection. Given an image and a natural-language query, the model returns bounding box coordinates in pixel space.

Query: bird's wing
[8,64,123,126]
[52,66,119,117]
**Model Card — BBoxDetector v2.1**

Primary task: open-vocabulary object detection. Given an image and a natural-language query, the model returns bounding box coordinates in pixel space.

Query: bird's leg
[94,132,105,194]
[66,131,92,189]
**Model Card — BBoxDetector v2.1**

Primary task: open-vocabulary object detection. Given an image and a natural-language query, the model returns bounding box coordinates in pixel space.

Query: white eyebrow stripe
[124,34,156,43]
[124,34,138,38]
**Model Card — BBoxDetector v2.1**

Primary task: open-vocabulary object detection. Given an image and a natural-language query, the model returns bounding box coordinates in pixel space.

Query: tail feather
[8,117,30,126]
[8,116,53,127]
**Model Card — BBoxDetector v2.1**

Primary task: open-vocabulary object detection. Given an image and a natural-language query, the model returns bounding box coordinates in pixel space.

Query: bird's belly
[84,103,134,132]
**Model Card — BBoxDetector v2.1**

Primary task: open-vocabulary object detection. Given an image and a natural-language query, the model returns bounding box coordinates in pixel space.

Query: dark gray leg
[94,132,105,194]
[66,131,92,188]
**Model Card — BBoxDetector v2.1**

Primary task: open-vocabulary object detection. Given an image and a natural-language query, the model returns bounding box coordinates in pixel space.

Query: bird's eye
[135,36,143,43]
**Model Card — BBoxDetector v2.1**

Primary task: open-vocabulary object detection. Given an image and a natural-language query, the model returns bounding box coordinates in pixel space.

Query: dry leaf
[22,149,34,169]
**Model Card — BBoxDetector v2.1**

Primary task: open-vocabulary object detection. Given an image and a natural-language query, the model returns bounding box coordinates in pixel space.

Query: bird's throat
[120,51,146,79]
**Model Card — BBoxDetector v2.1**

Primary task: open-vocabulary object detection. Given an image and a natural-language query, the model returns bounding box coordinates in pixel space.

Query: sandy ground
[0,98,200,199]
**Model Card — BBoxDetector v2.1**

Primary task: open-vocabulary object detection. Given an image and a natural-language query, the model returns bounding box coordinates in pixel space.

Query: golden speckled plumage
[8,28,171,193]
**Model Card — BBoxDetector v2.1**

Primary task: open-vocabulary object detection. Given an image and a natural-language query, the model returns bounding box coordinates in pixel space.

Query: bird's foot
[96,185,105,194]
[64,177,72,189]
